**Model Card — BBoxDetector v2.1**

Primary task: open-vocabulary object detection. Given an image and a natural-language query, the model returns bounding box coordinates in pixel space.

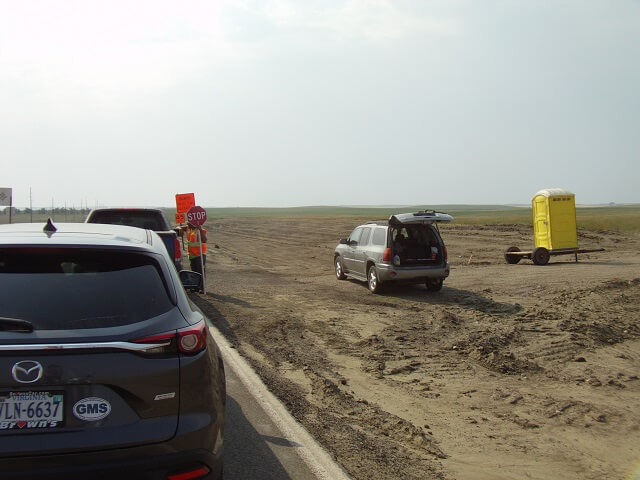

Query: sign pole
[175,212,187,252]
[185,204,208,295]
[175,194,196,257]
[198,229,206,294]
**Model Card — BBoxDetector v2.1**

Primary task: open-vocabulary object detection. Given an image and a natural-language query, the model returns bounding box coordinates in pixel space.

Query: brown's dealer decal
[0,420,60,430]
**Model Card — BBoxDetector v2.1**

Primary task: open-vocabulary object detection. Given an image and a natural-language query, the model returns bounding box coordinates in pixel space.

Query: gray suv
[334,211,453,293]
[0,220,224,479]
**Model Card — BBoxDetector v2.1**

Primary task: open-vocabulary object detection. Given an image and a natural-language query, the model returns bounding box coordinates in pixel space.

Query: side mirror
[339,238,348,244]
[179,270,203,292]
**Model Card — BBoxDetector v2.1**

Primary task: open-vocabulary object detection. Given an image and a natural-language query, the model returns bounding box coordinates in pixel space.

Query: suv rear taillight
[174,237,182,260]
[177,322,208,354]
[133,321,207,355]
[443,246,448,262]
[383,248,392,262]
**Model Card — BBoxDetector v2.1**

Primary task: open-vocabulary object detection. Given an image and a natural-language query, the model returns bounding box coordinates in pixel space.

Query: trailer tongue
[504,246,606,265]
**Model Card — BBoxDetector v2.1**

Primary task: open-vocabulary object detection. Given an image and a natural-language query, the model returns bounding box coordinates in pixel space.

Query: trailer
[505,188,605,265]
[504,246,605,265]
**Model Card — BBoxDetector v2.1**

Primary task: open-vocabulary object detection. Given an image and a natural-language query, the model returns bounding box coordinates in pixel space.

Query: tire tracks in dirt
[196,217,640,480]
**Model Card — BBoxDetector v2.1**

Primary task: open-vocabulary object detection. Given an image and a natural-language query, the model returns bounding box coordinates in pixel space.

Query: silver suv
[334,211,453,293]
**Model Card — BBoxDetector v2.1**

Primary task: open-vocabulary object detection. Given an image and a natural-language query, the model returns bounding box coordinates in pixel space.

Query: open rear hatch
[389,211,454,226]
[389,212,453,266]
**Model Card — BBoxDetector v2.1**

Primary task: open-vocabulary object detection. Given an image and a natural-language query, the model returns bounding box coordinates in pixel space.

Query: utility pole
[30,187,33,223]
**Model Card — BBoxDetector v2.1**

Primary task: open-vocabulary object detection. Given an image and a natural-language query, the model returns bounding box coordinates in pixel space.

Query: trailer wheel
[504,246,522,264]
[532,247,550,265]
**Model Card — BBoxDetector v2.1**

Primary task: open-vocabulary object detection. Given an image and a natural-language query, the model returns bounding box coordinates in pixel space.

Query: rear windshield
[0,249,173,330]
[88,211,166,230]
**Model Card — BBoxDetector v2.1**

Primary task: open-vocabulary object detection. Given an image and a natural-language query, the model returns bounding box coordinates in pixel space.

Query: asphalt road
[212,327,351,480]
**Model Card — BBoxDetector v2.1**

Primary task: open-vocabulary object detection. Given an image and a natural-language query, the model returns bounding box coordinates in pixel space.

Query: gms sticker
[73,397,111,421]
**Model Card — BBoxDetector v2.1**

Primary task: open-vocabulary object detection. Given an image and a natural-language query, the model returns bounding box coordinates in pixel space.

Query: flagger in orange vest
[185,221,207,274]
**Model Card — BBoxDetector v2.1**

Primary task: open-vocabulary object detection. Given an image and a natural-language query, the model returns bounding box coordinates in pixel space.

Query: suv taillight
[174,237,182,260]
[383,248,392,262]
[177,322,208,354]
[443,246,448,262]
[133,321,207,355]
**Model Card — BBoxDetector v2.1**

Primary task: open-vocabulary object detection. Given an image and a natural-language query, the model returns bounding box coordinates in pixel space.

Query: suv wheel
[335,256,346,280]
[368,265,382,294]
[426,278,443,292]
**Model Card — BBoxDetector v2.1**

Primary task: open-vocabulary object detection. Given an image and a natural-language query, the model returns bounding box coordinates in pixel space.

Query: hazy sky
[1,0,638,208]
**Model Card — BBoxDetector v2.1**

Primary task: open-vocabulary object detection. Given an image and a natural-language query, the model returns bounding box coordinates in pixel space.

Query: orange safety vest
[187,228,207,259]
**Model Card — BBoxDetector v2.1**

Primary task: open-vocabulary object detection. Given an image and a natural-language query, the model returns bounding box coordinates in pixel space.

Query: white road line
[210,326,352,480]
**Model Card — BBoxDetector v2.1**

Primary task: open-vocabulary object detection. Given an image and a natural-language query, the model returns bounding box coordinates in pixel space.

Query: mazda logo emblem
[12,361,44,384]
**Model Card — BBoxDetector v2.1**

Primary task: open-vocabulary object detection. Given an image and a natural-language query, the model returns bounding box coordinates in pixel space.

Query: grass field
[194,204,640,233]
[2,205,639,233]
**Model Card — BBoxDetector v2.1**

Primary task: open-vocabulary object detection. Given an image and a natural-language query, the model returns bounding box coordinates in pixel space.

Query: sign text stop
[186,206,207,226]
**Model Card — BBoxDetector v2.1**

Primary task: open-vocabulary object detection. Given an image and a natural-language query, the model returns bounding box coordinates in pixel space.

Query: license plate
[0,392,64,430]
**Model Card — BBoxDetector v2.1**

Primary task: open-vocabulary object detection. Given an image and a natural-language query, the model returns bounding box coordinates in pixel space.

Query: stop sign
[186,206,207,226]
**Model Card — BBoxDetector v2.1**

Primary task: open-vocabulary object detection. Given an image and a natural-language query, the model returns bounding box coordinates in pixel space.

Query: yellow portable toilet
[531,188,578,251]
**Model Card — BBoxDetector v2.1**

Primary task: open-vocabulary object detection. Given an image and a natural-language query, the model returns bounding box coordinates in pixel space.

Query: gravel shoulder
[191,217,640,480]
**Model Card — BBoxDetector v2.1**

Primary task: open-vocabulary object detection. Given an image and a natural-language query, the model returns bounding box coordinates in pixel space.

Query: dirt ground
[190,217,640,480]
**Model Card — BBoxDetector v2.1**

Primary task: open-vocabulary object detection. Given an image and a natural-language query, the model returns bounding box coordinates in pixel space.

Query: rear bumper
[377,262,450,283]
[0,446,223,480]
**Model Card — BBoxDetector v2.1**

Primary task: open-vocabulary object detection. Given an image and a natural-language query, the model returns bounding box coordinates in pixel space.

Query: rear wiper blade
[0,317,34,333]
